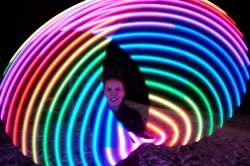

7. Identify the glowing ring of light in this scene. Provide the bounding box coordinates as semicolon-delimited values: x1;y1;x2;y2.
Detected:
0;0;249;165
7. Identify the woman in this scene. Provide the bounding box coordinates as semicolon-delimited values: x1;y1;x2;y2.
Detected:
103;72;153;165
103;74;146;138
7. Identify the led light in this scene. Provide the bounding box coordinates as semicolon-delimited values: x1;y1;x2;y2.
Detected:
0;0;248;165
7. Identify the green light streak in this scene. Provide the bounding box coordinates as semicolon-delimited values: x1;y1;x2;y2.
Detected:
140;67;214;135
133;55;223;128
42;48;106;166
145;80;203;142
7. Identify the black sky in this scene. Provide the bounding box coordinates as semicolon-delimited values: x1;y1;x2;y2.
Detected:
0;0;249;110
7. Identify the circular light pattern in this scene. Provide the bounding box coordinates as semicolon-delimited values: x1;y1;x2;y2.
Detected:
0;0;249;165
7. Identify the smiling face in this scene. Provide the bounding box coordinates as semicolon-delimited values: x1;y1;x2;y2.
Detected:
104;79;126;111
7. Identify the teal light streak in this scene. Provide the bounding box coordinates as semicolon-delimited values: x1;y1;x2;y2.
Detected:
145;80;203;142
44;50;105;166
176;25;249;92
113;32;244;104
106;109;114;148
66;67;102;166
123;43;232;118
140;67;214;135
92;96;107;166
79;83;103;166
132;55;224;128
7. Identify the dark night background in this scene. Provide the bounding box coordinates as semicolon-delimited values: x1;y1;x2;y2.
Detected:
0;0;250;165
0;0;249;111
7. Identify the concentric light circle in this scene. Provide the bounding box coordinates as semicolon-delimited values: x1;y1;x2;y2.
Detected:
0;0;249;165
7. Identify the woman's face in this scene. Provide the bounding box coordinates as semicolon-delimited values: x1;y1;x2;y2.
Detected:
104;79;126;110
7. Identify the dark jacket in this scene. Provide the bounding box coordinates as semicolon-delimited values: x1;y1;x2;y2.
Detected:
114;102;145;137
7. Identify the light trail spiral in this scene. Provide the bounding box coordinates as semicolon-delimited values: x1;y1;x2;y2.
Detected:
0;0;249;165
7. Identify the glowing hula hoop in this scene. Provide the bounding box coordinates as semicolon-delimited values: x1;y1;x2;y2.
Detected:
0;0;249;165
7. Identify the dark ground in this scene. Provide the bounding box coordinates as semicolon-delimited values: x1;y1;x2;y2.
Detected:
0;0;250;166
1;111;250;166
